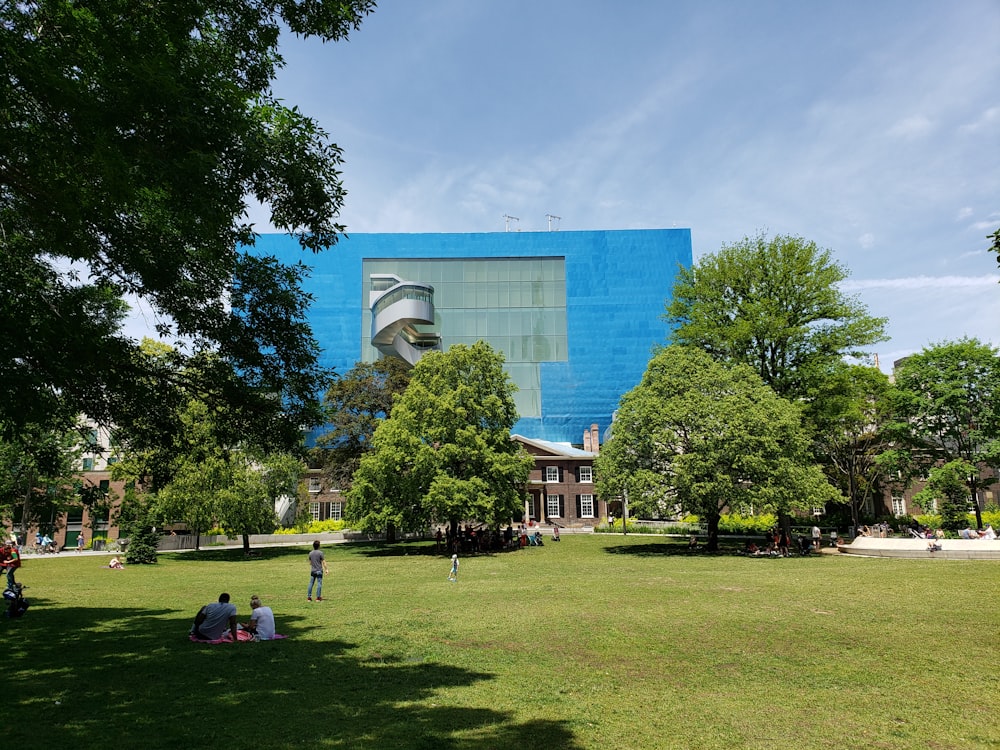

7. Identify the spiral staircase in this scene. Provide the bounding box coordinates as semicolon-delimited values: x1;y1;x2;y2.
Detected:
369;273;442;366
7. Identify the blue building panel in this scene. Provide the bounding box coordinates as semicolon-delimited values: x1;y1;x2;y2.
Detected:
255;229;691;444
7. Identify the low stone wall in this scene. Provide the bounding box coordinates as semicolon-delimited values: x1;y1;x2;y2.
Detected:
157;532;352;551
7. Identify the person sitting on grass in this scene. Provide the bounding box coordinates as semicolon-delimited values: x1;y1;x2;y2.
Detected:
108;557;124;569
240;595;275;641
191;592;239;642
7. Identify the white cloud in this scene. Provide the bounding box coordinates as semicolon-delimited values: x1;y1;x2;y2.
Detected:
842;275;1000;291
858;233;875;249
958;105;1000;135
956;206;973;220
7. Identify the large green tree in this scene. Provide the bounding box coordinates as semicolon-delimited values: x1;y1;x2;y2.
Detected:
0;422;87;540
804;363;894;527
346;342;533;538
595;346;840;550
313;357;411;492
0;0;375;448
913;460;977;532
883;338;1000;529
118;396;303;555
664;232;887;401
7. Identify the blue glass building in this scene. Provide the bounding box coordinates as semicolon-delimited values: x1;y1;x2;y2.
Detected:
256;229;692;444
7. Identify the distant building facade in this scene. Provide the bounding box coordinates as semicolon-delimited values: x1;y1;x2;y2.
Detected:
257;228;693;444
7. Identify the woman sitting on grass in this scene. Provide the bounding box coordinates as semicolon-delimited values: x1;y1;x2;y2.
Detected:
241;595;275;641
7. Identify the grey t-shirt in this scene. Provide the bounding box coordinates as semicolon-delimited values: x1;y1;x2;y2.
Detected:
309;548;325;575
196;601;237;639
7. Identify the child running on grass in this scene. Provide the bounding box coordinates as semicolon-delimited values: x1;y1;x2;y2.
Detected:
448;554;459;582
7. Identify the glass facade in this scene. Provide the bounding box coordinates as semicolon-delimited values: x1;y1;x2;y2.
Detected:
362;258;567;418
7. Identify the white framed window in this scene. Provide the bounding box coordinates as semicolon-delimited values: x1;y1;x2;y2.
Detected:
579;494;594;518
578;466;593;483
547;494;562;518
309;501;320;520
544;466;559;483
308;477;322;494
330;502;343;521
891;495;905;517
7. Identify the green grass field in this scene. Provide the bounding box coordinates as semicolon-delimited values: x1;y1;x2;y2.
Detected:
5;535;999;749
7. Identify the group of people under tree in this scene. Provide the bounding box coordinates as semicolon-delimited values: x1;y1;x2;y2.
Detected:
435;522;555;554
744;525;822;557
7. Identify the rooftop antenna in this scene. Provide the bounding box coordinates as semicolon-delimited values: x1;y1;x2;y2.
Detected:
546;214;561;232
503;214;520;232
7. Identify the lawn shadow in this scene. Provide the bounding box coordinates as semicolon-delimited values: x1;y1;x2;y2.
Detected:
162;544;315;563
5;600;583;749
603;541;743;557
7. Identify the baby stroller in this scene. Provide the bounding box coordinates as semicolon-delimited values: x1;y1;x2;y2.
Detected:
4;582;29;618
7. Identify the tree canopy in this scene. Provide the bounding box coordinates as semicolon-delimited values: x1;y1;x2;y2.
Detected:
664;232;887;401
0;422;88;539
595;346;840;550
803;363;894;528
883;338;1000;528
0;0;375;449
346;343;533;536
313;357;411;492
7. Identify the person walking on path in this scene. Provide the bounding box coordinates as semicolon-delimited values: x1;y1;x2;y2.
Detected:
307;540;329;601
448;553;459;582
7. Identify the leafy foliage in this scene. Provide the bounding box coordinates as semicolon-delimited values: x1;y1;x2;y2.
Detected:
664;232;887;401
0;0;375;449
885;338;1000;528
0;422;88;538
804;364;894;527
913;460;977;531
346;342;533;535
595;346;840;550
313;358;411;491
116;485;161;565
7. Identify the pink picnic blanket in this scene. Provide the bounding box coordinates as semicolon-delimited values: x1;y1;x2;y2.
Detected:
190;631;287;644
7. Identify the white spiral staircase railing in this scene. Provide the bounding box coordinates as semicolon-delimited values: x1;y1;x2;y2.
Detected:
369;274;442;366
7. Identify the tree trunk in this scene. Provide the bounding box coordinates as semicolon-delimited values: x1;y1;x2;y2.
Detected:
705;513;720;551
970;482;984;530
242;532;251;555
386;522;396;543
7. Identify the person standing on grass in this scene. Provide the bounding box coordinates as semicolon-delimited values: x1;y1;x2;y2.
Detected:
307;540;329;601
448;553;459;582
76;534;85;552
2;540;21;588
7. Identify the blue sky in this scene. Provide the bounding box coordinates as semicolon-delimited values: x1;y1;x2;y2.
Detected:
247;0;1000;370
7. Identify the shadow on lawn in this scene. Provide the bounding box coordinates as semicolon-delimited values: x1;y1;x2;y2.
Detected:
164;540;456;563
4;600;582;750
603;541;740;557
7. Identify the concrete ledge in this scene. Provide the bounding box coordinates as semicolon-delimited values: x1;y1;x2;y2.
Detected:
838;537;1000;560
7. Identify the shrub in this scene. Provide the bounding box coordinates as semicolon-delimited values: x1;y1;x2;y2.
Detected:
718;513;776;534
275;519;347;534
